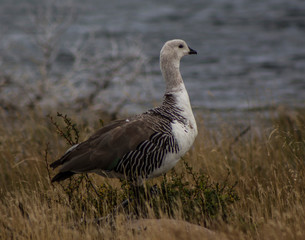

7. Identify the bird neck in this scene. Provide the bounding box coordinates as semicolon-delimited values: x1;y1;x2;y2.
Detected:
160;54;184;93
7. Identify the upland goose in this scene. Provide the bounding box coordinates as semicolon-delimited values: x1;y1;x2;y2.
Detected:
50;39;198;185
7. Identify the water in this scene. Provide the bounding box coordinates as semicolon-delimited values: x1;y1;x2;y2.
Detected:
0;0;305;124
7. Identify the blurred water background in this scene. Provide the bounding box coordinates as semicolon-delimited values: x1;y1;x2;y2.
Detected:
0;0;305;126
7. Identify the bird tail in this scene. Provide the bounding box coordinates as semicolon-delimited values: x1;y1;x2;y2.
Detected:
50;148;73;169
50;159;62;169
51;171;75;182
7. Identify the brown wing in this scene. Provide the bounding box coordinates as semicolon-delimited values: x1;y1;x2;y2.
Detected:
50;116;155;175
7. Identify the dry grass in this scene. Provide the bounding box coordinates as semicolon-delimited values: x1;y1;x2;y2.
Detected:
0;107;305;239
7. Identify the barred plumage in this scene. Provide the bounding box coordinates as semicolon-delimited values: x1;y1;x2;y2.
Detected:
114;96;183;179
50;39;198;184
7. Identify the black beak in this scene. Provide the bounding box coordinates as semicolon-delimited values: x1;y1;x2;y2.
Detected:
188;47;197;55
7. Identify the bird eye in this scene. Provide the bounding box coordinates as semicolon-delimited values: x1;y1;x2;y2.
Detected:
178;44;184;48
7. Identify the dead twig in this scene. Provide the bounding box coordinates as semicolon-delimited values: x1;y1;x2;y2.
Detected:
44;142;54;187
47;112;79;146
231;125;251;147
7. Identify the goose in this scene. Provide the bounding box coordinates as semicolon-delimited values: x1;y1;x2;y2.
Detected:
50;39;198;185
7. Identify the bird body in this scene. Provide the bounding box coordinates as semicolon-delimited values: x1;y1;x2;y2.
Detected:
50;39;198;184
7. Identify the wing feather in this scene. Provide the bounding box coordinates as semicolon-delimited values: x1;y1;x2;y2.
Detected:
50;117;155;175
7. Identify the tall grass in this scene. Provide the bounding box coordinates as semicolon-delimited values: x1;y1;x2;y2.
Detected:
0;108;304;239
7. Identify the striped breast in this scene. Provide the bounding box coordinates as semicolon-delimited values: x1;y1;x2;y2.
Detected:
113;94;186;181
114;132;179;180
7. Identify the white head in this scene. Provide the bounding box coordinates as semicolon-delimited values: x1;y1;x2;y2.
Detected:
160;39;197;92
160;39;197;62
